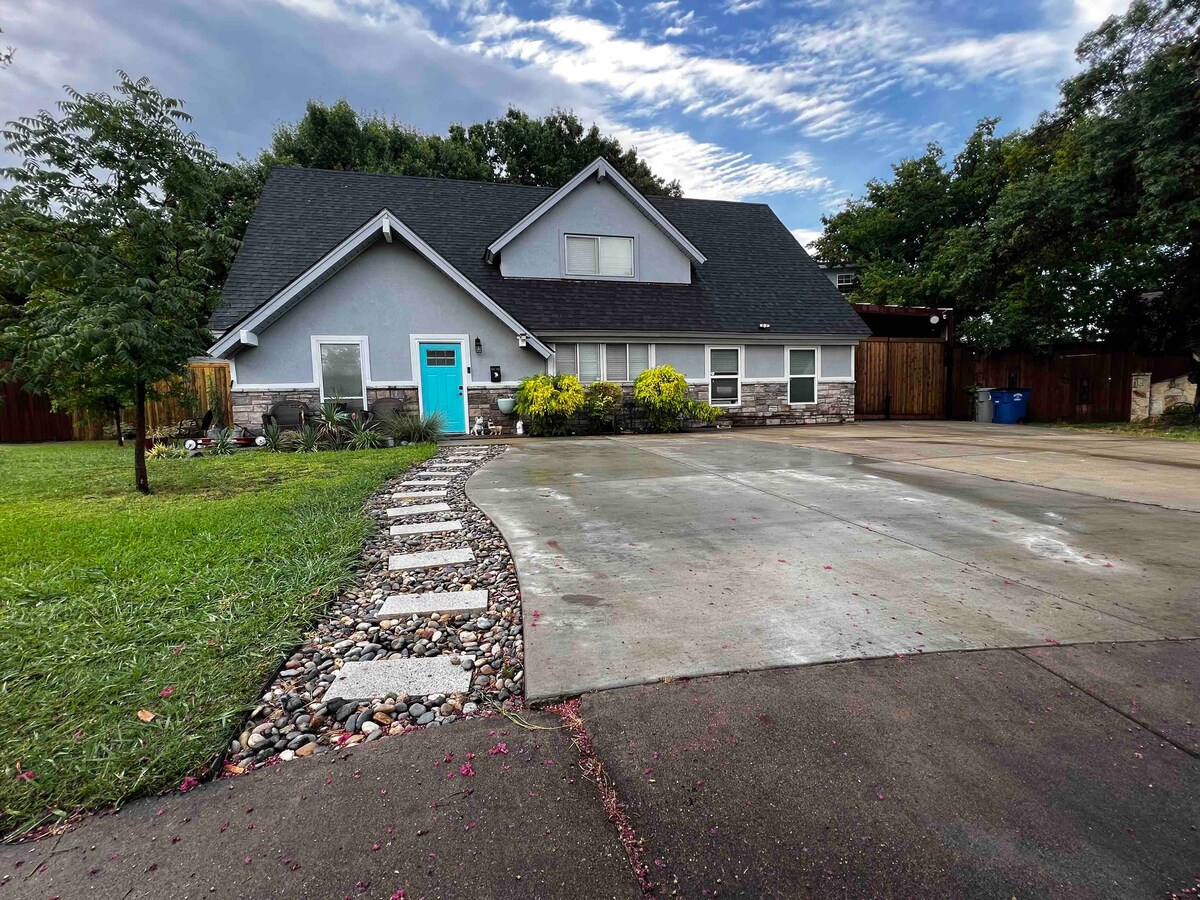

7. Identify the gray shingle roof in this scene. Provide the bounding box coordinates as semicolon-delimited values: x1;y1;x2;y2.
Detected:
213;166;870;338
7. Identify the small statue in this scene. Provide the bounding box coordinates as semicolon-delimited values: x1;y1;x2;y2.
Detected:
471;416;487;436
515;419;524;436
487;420;503;436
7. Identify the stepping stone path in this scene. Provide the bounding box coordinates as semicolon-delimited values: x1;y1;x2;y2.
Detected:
377;589;490;618
387;502;451;517
390;520;462;536
330;658;470;701
388;547;474;572
227;445;523;772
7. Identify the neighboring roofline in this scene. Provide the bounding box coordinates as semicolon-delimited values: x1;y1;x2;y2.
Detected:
208;209;552;359
484;157;707;267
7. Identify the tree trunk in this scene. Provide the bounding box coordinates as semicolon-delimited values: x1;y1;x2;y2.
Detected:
114;406;124;447
134;379;150;494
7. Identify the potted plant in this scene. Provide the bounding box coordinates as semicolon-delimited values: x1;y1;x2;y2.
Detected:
497;396;517;415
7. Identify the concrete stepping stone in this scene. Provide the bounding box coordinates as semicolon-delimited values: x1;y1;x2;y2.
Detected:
377;588;488;618
392;490;447;499
328;657;470;701
386;502;451;517
388;547;474;571
400;480;449;487
389;520;463;536
428;462;472;468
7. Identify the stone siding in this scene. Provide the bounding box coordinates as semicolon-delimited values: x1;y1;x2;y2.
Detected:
232;389;320;429
232;381;855;431
685;381;854;427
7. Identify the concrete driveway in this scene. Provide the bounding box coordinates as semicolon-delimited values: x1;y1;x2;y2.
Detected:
469;422;1200;701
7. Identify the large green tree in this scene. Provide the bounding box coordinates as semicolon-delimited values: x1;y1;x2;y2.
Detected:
1;73;234;493
206;101;682;289
816;0;1200;354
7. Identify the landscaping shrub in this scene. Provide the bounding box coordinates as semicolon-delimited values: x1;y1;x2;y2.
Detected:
633;365;722;432
210;428;237;455
585;381;624;433
379;410;445;444
345;414;385;450
1158;402;1198;426
260;424;291;452
515;373;586;435
295;422;323;452
312;400;350;446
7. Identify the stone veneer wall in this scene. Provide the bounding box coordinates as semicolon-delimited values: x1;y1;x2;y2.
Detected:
232;382;855;431
232;386;516;430
684;381;854;426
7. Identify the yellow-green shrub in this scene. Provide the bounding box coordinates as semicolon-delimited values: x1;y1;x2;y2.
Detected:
633;365;722;432
515;373;586;435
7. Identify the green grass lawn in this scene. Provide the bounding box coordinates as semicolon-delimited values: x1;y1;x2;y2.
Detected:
1035;420;1200;441
0;440;435;837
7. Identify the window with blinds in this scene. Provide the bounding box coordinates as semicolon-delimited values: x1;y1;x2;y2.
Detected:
605;344;628;382
555;343;601;383
564;235;634;277
708;347;740;406
789;348;817;404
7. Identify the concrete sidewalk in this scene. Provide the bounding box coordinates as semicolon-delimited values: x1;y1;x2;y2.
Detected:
4;641;1196;899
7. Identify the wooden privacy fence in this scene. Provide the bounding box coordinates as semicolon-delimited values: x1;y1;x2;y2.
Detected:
70;362;233;440
949;345;1192;422
855;337;947;419
0;363;75;442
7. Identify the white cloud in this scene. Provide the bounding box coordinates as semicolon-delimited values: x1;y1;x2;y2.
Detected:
790;227;823;249
606;124;830;199
909;31;1065;81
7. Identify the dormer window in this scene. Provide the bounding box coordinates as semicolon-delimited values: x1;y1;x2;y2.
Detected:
565;235;634;277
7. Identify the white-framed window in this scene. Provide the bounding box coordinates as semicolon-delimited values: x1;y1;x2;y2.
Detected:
819;344;854;381
312;336;368;407
788;347;817;405
835;272;855;289
707;346;741;406
603;343;652;382
555;342;602;383
564;235;634;277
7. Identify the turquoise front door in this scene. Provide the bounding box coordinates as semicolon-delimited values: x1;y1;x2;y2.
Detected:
418;342;467;433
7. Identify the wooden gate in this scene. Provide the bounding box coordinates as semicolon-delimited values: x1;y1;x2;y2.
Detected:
856;337;946;419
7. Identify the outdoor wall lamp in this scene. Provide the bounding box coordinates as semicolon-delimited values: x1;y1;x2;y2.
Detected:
474;337;483;355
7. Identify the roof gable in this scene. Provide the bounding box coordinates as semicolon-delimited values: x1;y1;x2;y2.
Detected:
484;157;706;267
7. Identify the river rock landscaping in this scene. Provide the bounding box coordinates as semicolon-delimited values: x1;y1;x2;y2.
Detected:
227;445;523;772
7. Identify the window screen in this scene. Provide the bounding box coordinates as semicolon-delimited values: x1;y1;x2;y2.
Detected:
605;344;628;382
710;348;740;376
820;345;853;379
598;237;633;276
577;343;601;383
556;343;578;376
628;344;650;379
319;342;364;402
565;237;599;275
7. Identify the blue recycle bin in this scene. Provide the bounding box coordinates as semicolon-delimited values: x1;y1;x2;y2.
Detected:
990;389;1030;424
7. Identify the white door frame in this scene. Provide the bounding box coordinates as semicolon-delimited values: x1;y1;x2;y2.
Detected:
409;333;471;433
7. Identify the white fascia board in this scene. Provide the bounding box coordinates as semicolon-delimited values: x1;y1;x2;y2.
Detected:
485;157;706;267
208;209;551;360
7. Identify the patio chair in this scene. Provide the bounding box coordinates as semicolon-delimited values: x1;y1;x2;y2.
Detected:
262;400;310;430
368;397;408;420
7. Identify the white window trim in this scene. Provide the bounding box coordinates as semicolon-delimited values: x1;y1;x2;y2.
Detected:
786;345;819;407
311;335;371;407
409;333;471;433
562;234;637;280
550;342;657;383
835;273;855;287
705;345;744;407
817;344;856;383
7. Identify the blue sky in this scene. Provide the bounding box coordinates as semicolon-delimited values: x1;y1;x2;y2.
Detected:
1;0;1127;245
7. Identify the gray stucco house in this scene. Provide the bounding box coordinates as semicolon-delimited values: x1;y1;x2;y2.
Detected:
208;157;870;433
